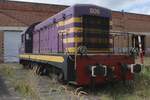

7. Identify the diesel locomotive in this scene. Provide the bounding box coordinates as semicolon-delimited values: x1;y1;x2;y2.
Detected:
19;4;142;86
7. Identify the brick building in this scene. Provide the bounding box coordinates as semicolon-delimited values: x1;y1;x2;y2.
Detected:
111;11;150;55
0;1;150;62
0;1;67;62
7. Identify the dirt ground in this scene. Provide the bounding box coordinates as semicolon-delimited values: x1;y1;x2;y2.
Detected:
0;57;150;100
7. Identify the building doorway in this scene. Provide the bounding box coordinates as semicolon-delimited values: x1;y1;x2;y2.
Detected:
132;35;145;55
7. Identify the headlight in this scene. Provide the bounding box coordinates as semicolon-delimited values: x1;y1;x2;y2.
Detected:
128;64;142;73
78;46;87;54
87;64;107;77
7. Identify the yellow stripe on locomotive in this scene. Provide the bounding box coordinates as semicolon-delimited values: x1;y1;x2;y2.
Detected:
19;54;64;63
65;47;111;53
63;37;83;44
57;17;82;27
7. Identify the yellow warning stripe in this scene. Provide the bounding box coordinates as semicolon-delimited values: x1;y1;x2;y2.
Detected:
66;47;77;52
57;17;82;27
65;47;111;53
63;37;83;44
58;27;83;34
19;54;64;63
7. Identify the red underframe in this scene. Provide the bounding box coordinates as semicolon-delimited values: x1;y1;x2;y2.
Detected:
76;54;134;85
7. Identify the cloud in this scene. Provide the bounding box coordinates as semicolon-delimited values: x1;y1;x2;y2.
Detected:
10;0;150;15
123;0;150;14
127;6;150;15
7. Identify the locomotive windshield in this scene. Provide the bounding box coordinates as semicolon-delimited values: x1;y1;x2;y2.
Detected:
82;16;110;52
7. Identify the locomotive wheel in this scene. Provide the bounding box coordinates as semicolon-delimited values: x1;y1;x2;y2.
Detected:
57;71;64;82
42;68;48;75
58;73;63;81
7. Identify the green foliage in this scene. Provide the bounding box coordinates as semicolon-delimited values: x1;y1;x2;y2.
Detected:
0;63;37;99
95;64;150;100
14;80;32;96
0;65;15;77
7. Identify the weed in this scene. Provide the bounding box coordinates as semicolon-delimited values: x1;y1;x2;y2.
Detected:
0;65;15;77
0;63;39;99
14;80;31;96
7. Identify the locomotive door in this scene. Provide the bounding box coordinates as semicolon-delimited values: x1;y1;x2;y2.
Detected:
58;32;64;53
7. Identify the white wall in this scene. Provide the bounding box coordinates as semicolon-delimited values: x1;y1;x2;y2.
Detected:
4;31;22;62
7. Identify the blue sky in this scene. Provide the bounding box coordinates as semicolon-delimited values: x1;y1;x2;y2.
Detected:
11;0;150;15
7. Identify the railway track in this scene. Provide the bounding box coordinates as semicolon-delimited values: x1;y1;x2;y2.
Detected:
26;64;109;100
26;68;89;100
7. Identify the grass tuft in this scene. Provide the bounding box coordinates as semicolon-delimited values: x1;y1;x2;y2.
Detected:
14;80;32;96
0;64;15;78
0;63;39;99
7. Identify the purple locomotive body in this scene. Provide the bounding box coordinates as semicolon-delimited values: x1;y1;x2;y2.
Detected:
32;4;111;54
